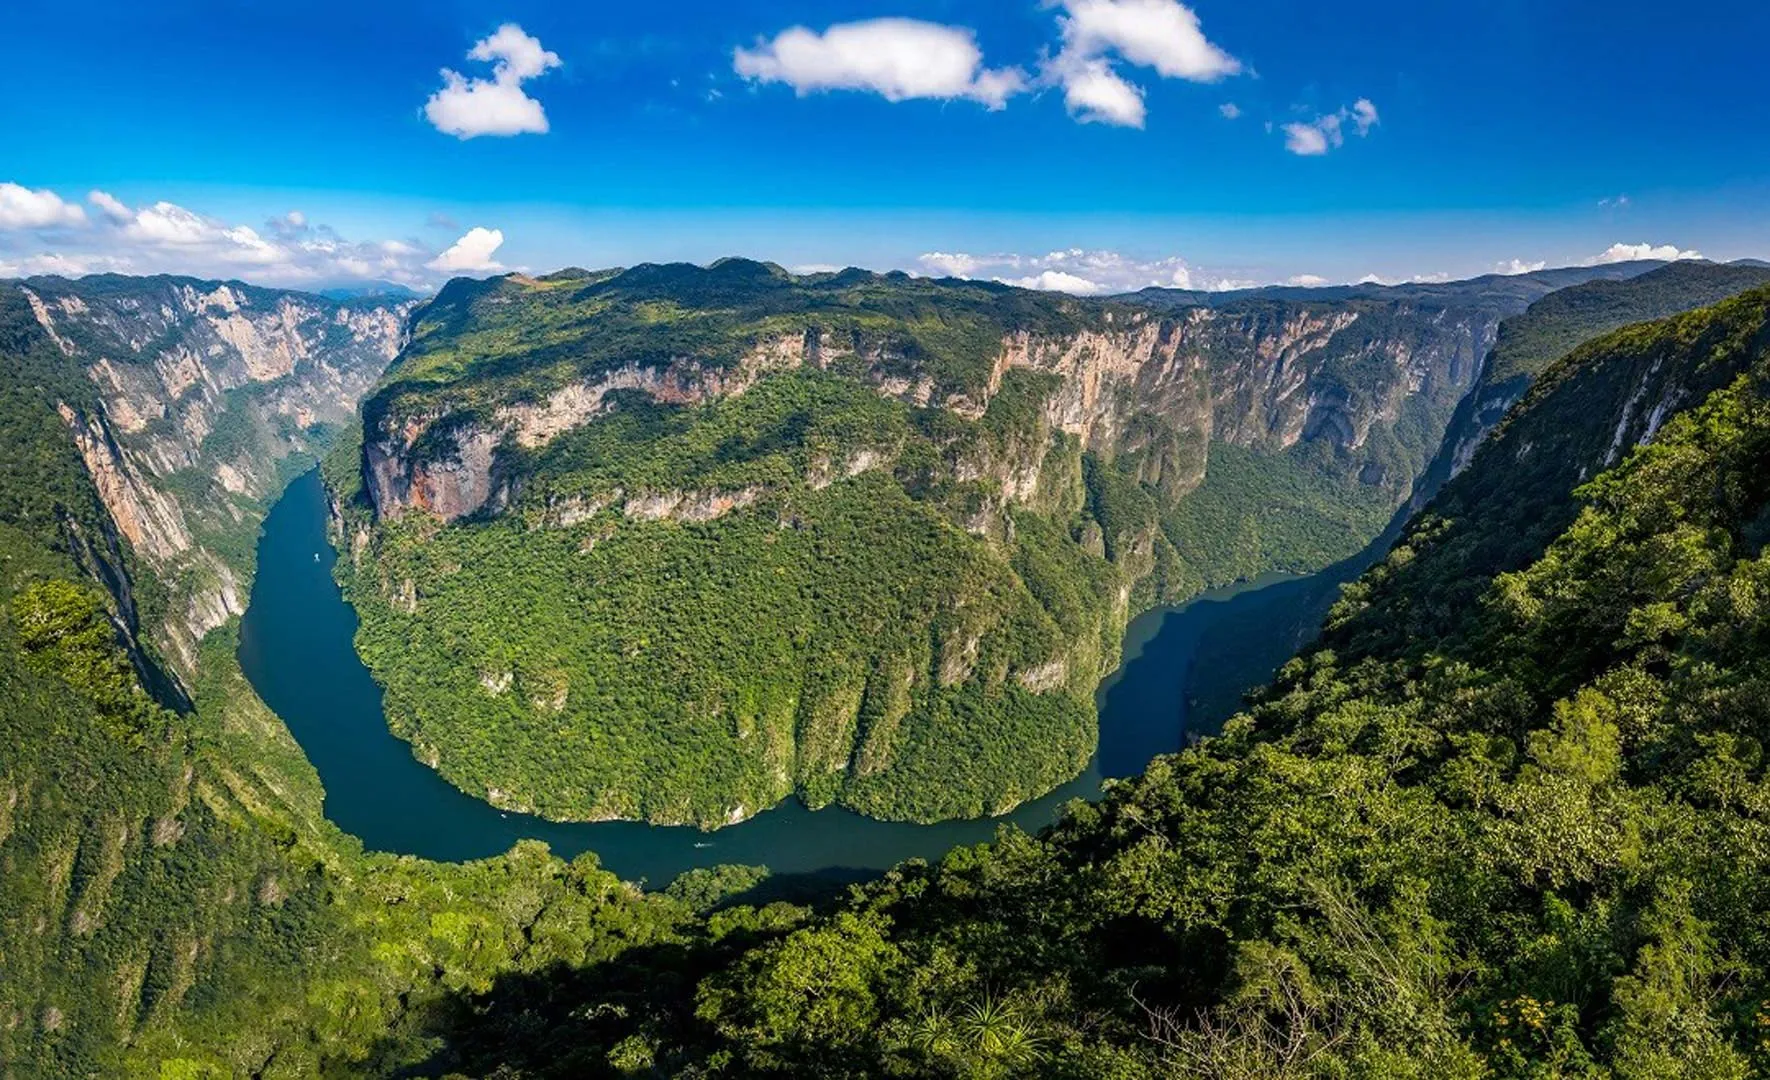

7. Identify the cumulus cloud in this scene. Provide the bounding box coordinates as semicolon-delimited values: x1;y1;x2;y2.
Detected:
1587;242;1703;265
919;251;987;277
1350;98;1379;135
1282;119;1335;156
1288;273;1329;287
1048;0;1239;129
1004;269;1111;294
88;190;131;223
917;248;1250;295
736;0;1237;128
733;18;1025;109
1219;102;1241;119
126;201;219;246
0;183;86;229
1357;271;1451;286
427;227;507;272
0;252;132;278
1055;0;1240;82
0;184;484;288
1282;99;1378;156
1496;258;1547;275
426;23;562;139
1055;57;1147;127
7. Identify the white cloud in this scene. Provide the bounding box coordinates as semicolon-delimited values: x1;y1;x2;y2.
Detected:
426;23;562;139
1587;242;1703;265
1599;194;1631;209
736;1;1237;128
917;248;1250;295
1350;98;1379;135
0;252;132;278
1054;57;1147;127
0;187;470;287
88;190;131;223
920;251;988;277
468;22;562;81
1288;273;1328;287
1281;100;1378;156
428;227;506;273
1218;102;1241;119
1005;269;1110;294
1282;120;1334;156
1054;0;1240;82
127;201;220;245
1047;0;1239;129
0;183;86;229
1358;271;1451;286
734;19;1026;109
1495;258;1547;275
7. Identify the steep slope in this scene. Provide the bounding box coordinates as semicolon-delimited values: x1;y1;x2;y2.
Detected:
337;259;1542;827
11;273;1770;1077
1330;281;1770;660
424;289;1770;1077
0;283;698;1079
3;274;412;676
1435;260;1770;479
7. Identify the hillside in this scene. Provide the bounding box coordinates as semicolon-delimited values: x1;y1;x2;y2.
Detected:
1436;260;1770;479
418;285;1770;1077
6;272;1770;1076
0;288;701;1077
335;259;1575;827
0;275;411;678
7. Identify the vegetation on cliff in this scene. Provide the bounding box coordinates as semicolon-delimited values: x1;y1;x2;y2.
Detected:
14;271;1770;1077
340;262;1531;826
0;293;696;1078
406;284;1770;1078
344;367;1127;826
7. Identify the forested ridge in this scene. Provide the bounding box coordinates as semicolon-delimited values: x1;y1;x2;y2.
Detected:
415;284;1770;1077
0;283;711;1077
336;259;1570;827
7;271;1770;1075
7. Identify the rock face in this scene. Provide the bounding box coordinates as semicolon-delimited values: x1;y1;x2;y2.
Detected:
12;274;413;675
342;263;1619;829
363;294;1498;526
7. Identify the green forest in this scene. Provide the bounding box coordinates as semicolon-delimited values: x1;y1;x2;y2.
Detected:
8;267;1770;1076
339;261;1514;827
392;285;1770;1076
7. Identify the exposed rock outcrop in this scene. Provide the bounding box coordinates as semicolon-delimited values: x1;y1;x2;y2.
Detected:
14;274;414;678
366;301;1494;526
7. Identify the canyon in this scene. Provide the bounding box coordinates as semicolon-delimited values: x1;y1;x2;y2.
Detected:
332;258;1687;828
7;275;412;676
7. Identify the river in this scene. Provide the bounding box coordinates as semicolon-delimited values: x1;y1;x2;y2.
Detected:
239;469;1375;885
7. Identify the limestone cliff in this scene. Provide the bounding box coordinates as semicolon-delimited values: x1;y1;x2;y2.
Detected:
334;263;1557;828
11;274;413;675
363;287;1496;535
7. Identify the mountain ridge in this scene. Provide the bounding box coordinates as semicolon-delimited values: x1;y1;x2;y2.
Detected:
7;265;1770;1075
330;256;1687;828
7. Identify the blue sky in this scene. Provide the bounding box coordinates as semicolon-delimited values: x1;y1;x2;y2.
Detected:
2;0;1767;292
